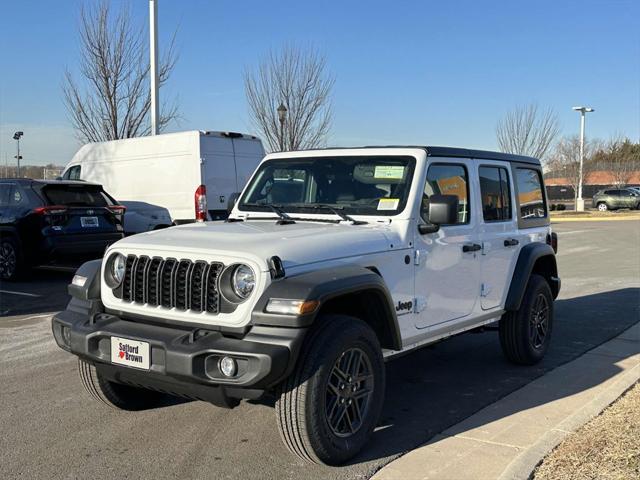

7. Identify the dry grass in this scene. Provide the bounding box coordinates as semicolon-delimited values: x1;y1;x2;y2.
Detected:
534;382;640;480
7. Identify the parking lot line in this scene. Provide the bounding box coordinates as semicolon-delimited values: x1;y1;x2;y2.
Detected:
0;290;42;298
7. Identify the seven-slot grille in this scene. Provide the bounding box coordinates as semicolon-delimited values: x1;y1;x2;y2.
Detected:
117;255;223;314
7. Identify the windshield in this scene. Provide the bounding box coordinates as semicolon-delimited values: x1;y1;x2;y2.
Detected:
238;155;416;216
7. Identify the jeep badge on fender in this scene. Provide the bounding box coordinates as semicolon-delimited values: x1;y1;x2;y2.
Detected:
52;146;559;465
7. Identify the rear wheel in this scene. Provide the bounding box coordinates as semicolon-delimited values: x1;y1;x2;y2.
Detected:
275;315;385;465
0;237;25;281
597;202;608;212
78;359;165;411
499;274;553;365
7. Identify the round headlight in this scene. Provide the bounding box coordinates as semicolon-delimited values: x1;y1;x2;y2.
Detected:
106;253;126;288
232;264;255;299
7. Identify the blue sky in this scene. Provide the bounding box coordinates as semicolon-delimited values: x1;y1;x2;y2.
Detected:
0;0;638;166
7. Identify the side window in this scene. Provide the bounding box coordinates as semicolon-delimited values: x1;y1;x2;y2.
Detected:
604;190;615;195
64;166;81;180
10;185;24;205
516;168;546;219
479;166;512;221
424;164;470;224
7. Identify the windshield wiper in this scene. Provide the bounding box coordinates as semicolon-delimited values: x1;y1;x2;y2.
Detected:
307;204;365;224
240;203;295;225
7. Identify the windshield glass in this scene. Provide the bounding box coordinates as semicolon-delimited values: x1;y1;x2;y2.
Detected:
238;155;416;216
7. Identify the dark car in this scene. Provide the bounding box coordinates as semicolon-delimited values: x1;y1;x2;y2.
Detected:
0;179;125;280
592;188;640;211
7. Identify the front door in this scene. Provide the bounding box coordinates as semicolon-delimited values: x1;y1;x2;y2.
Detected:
414;159;481;329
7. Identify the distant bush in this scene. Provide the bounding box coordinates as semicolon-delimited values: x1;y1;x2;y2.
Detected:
550;204;557;211
556;204;567;211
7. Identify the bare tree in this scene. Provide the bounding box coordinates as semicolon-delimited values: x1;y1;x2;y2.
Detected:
244;46;334;152
547;135;598;207
595;136;640;186
63;1;178;144
496;104;560;162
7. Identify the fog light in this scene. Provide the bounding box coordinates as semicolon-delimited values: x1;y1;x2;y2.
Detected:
72;275;87;287
219;356;237;377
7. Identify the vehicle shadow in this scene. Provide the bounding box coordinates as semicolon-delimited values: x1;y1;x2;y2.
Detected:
344;287;639;466
0;267;74;317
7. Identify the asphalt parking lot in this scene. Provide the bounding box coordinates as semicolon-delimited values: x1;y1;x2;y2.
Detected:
1;220;638;480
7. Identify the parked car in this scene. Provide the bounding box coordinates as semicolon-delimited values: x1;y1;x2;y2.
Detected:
61;130;265;233
592;188;640;211
53;146;560;465
0;179;125;280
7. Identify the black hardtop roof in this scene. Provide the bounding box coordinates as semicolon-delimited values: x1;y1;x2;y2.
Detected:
299;145;540;166
0;178;103;187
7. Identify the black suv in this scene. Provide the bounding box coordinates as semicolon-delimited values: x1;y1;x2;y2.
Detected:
0;179;125;280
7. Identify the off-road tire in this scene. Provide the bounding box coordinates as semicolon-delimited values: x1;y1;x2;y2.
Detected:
78;358;165;411
499;274;553;365
0;236;26;281
597;202;608;212
275;315;385;465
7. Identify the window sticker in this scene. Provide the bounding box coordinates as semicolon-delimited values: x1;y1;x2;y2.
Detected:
377;198;400;210
374;165;405;180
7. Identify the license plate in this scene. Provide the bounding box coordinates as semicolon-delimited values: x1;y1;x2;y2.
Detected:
81;216;99;227
111;337;150;370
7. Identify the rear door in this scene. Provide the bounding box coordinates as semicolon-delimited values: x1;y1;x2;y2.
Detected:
38;184;124;235
477;162;518;310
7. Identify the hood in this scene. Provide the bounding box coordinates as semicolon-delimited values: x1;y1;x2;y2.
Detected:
110;220;399;271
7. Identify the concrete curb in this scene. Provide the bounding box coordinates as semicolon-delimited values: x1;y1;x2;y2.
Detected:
550;215;640;222
372;322;640;480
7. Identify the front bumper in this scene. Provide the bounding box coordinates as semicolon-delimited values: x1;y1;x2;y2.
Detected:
52;307;306;407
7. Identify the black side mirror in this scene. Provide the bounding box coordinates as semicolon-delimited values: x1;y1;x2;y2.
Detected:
227;192;240;214
418;194;459;234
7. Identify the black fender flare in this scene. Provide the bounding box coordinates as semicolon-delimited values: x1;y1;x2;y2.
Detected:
505;242;559;311
251;264;402;350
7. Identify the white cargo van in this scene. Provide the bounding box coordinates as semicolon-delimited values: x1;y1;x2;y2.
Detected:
62;131;265;233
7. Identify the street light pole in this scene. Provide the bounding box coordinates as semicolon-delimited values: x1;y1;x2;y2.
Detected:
13;131;23;178
572;106;594;212
149;0;159;135
277;103;287;152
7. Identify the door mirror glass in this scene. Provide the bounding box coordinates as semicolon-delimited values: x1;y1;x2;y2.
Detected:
419;194;459;234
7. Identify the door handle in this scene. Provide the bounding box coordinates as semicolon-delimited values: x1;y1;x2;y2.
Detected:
462;243;482;253
504;238;519;247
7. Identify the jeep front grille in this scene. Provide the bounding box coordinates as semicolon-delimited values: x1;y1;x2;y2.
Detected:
116;255;223;314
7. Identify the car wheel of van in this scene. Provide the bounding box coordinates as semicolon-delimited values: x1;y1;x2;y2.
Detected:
78;359;165;411
499;274;553;365
275;315;385;465
0;237;24;281
597;202;608;212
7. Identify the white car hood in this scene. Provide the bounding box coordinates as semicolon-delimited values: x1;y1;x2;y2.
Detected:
110;220;398;271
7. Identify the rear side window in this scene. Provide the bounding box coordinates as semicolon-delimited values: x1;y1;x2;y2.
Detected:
515;168;546;219
479;166;512;221
42;185;111;207
424;164;470;224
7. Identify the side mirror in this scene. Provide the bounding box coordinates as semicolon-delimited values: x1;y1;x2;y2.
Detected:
418;194;459;234
55;176;62;181
227;192;240;214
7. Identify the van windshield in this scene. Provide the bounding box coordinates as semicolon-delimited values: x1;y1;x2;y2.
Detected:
238;156;416;216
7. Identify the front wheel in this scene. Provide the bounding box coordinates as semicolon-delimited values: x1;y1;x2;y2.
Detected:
499;274;554;365
0;237;25;280
78;359;165;411
275;315;385;465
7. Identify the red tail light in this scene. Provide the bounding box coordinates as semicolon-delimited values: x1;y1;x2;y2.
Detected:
195;185;207;222
33;205;68;215
108;205;127;216
546;232;558;253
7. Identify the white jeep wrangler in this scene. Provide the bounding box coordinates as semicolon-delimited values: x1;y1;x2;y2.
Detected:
53;146;560;465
